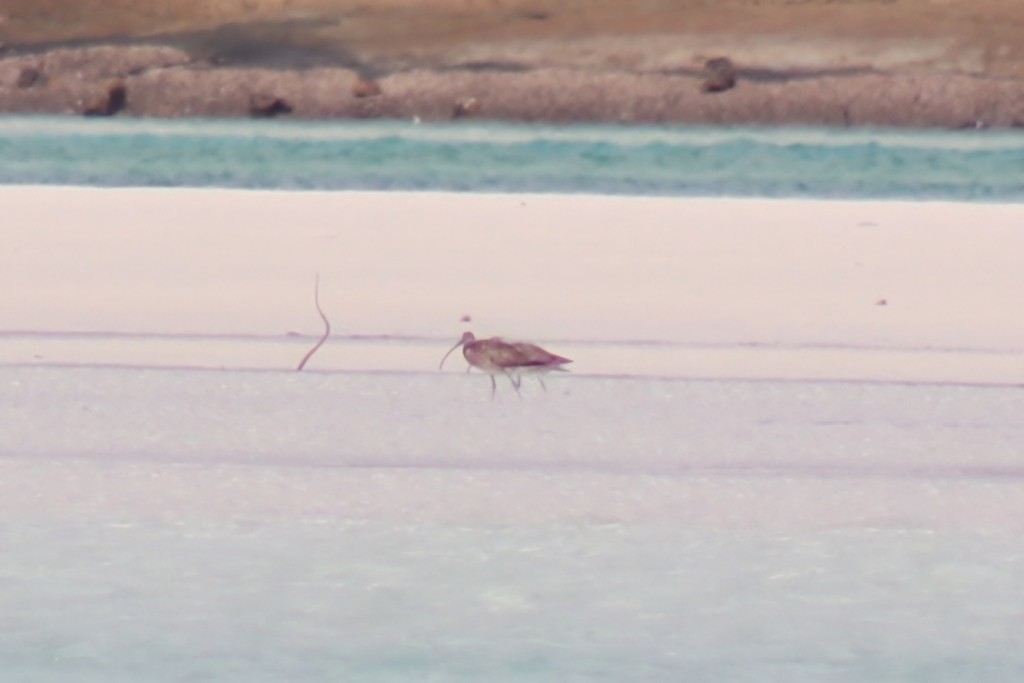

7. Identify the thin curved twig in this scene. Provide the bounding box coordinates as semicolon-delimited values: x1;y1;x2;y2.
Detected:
296;273;331;371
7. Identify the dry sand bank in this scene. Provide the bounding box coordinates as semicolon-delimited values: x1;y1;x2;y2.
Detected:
1;0;1023;126
4;187;1023;384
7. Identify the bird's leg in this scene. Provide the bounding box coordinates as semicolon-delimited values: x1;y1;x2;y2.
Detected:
507;372;522;398
489;374;497;399
538;376;547;392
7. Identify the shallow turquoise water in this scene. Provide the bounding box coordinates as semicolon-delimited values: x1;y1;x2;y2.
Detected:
1;116;1022;199
3;368;1024;682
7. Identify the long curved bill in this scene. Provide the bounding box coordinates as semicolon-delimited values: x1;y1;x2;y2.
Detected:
438;339;464;370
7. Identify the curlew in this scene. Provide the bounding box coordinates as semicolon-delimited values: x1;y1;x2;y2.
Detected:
439;331;572;397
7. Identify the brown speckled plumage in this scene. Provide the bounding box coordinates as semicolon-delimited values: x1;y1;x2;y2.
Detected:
439;331;571;397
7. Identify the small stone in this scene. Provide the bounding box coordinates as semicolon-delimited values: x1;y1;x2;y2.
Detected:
702;57;737;93
352;77;381;98
453;96;481;119
83;79;127;116
249;94;293;118
16;66;44;89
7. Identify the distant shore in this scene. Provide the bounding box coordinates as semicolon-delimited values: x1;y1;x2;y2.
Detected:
1;42;1023;128
4;0;1024;128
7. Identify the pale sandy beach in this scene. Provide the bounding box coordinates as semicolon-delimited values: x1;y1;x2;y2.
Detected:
4;186;1024;384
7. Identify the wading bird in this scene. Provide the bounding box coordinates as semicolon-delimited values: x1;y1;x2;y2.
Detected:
439;331;572;397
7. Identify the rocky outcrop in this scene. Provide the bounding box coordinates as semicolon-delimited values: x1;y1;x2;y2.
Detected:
2;44;1024;127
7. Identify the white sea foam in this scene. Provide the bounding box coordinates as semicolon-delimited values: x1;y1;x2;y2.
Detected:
4;116;1024;152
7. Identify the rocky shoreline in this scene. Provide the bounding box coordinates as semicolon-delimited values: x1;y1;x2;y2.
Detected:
2;42;1023;128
